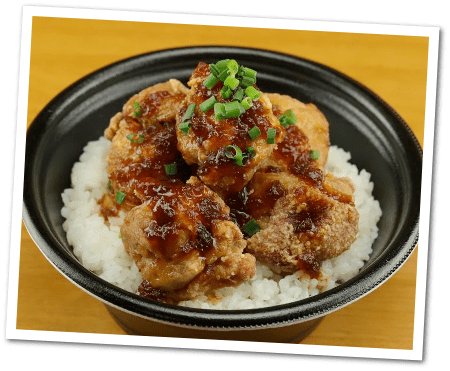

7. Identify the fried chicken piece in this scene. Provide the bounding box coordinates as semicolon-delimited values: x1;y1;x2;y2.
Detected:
244;172;359;276
176;62;285;196
120;176;256;304
101;80;191;213
267;93;330;170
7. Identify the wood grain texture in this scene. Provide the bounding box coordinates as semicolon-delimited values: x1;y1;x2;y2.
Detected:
18;16;428;349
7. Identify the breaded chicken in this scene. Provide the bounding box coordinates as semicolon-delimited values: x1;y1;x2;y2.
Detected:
267;93;330;170
105;79;190;140
176;62;285;196
120;176;256;304
244;172;359;276
100;80;191;214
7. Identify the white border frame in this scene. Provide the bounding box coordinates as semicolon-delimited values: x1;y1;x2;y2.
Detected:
6;5;439;362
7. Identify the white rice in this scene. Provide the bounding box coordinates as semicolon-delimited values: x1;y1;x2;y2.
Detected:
61;136;382;309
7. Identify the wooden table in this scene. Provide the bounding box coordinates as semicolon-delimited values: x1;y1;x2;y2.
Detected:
17;16;428;349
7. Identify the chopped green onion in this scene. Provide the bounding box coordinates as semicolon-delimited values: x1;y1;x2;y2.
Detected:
119;233;122;239
233;88;244;102
116;190;126;205
246;146;256;159
267;128;277;144
224;75;239;90
245;86;261;101
241;96;253;110
126;133;145;144
224;101;242;118
248;126;261;140
200;96;217;112
204;74;219;89
309;149;320;160
165;163;177;176
279;109;297;127
227;59;239;75
218;69;230;82
179;121;191;135
238;102;245;115
279;116;288;128
107;180;112;190
133;101;142;117
243;219;261;236
240;76;256;88
215;59;230;72
209;64;220;77
221;85;232;99
225;145;244;166
214;103;226;120
241;67;257;80
182;103;196;122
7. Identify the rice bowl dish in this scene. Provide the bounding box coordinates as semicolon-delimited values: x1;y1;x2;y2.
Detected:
60;58;382;309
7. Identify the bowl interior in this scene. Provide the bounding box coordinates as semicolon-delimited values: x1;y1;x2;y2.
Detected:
23;46;422;328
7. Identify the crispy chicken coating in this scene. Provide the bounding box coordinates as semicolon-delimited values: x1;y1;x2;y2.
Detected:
120;176;256;304
267;93;330;170
101;80;191;213
244;172;359;276
176;62;285;196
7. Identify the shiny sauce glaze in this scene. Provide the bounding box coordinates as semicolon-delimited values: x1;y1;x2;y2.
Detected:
270;104;353;204
134;178;230;260
134;178;231;302
100;118;192;218
184;62;282;194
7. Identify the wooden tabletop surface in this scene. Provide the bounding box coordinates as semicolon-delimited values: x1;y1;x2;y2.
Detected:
17;16;428;349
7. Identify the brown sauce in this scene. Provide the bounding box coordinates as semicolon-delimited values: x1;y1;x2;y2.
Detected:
287;186;333;234
297;251;321;278
135;179;230;260
187;62;280;193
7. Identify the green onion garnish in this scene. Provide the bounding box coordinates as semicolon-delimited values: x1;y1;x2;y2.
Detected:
227;59;239;75
182;103;196;122
241;67;257;80
165;163;177;176
243;219;261;236
200;96;217;112
133;101;142;117
179;121;191;135
221;85;232;99
209;64;220;77
107;180;112;190
225;145;244;166
233;88;244;102
224;101;243;119
116;190;126;205
119;233;122;239
214;103;226;120
248;126;261;140
246;146;256;159
309;149;320;160
278;109;297;127
224;75;239;90
240;76;256;88
126;133;145;144
215;59;230;72
245;86;261;101
241;96;253;110
203;74;219;89
218;68;231;82
267;128;277;144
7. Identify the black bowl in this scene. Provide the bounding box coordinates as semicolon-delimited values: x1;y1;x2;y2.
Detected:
23;46;422;343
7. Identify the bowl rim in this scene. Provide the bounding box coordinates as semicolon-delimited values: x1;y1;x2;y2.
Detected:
23;45;422;330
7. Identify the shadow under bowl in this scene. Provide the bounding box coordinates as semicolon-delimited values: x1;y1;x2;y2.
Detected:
23;46;422;343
